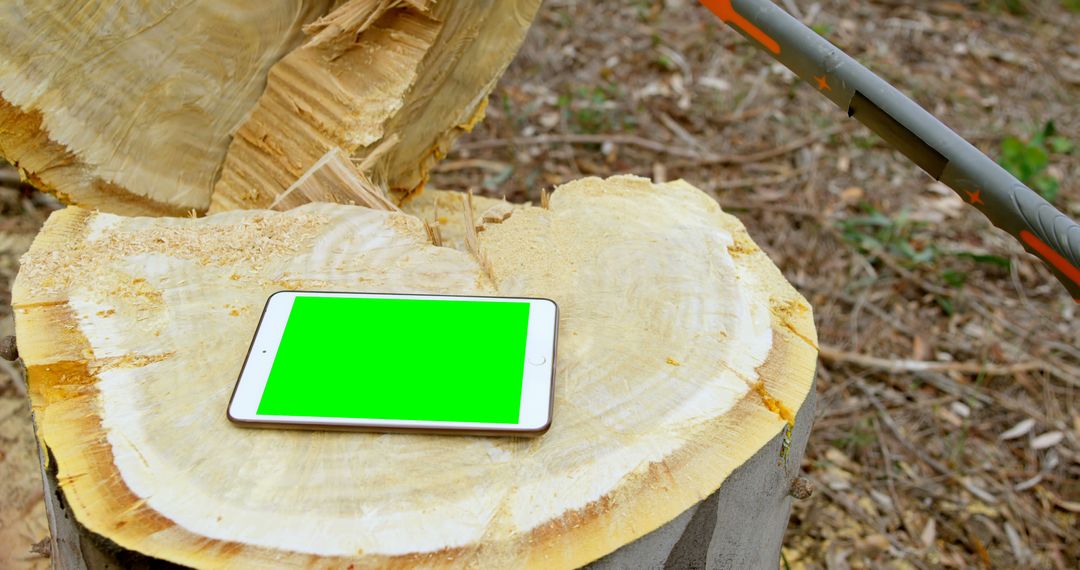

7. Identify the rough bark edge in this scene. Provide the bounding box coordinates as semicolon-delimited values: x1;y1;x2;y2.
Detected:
35;385;817;570
586;382;817;569
15;203;817;569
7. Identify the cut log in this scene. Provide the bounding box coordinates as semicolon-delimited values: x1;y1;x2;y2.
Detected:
14;175;817;568
0;0;541;215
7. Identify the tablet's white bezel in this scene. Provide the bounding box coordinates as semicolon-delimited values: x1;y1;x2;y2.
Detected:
227;291;557;435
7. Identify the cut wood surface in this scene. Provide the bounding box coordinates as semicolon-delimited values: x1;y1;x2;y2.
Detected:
0;0;540;215
14;175;817;568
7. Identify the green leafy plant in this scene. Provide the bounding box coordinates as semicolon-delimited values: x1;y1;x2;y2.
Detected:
998;120;1073;202
837;205;936;266
940;252;1012;291
558;85;633;135
981;0;1028;14
988;0;1080;12
830;416;877;454
810;23;832;38
838;206;1015;305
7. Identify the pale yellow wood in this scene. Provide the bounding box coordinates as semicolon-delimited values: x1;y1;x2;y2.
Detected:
0;0;338;215
13;176;816;568
208;0;543;212
270;147;400;212
0;0;540;216
403;189;519;252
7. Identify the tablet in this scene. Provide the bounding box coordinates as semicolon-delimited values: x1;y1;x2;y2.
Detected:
227;291;557;436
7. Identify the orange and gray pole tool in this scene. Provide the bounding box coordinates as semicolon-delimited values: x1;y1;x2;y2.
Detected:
700;0;1080;302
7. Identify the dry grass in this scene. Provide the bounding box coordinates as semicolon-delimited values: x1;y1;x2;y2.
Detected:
0;0;1077;567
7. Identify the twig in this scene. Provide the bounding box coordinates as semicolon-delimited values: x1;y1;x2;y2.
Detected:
719;202;824;219
455;125;847;167
679;125;849;166
814;482;930;569
656;110;705;151
0;358;25;398
819;345;1047;377
855;380;999;504
874;417;923;547
432;159;512;173
780;0;803;19
0;165;20;189
458;132;707;158
708;167;807;191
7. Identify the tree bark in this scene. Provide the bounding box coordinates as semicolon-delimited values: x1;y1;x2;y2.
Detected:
14;175;817;568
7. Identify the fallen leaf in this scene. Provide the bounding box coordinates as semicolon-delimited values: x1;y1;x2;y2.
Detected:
856;534;890;557
869;489;894;512
999;418;1035;440
937;407;964;428
1031;431;1064;450
538;112;560;129
920;518;937;549
961;478;997;504
824;447;857;469
1004;523;1031;564
840;186;864;202
1054;500;1080;513
912;335;931;361
1013;473;1043;492
950;401;971;419
966;501;999;518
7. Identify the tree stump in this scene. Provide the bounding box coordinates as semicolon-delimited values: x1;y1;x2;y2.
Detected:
2;2;818;568
14;176;817;568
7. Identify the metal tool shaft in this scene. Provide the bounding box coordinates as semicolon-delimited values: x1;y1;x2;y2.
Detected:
699;0;1080;302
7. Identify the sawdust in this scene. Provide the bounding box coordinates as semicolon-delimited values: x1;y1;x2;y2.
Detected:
17;209;330;299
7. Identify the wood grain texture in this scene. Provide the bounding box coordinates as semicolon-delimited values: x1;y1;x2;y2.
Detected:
0;0;540;216
14;176;817;568
0;0;336;213
208;0;543;212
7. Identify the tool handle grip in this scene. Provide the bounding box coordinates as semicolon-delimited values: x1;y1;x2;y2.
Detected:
1000;178;1080;297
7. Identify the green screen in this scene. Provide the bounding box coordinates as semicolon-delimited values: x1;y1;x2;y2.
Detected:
257;296;531;423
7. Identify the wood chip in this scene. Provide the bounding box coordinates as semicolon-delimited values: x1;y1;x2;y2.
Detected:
480;202;514;224
1004;523;1030;564
999;418;1035;440
960;478;997;504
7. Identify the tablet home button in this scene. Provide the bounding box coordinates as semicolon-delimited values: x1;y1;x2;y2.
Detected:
528;355;547;366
